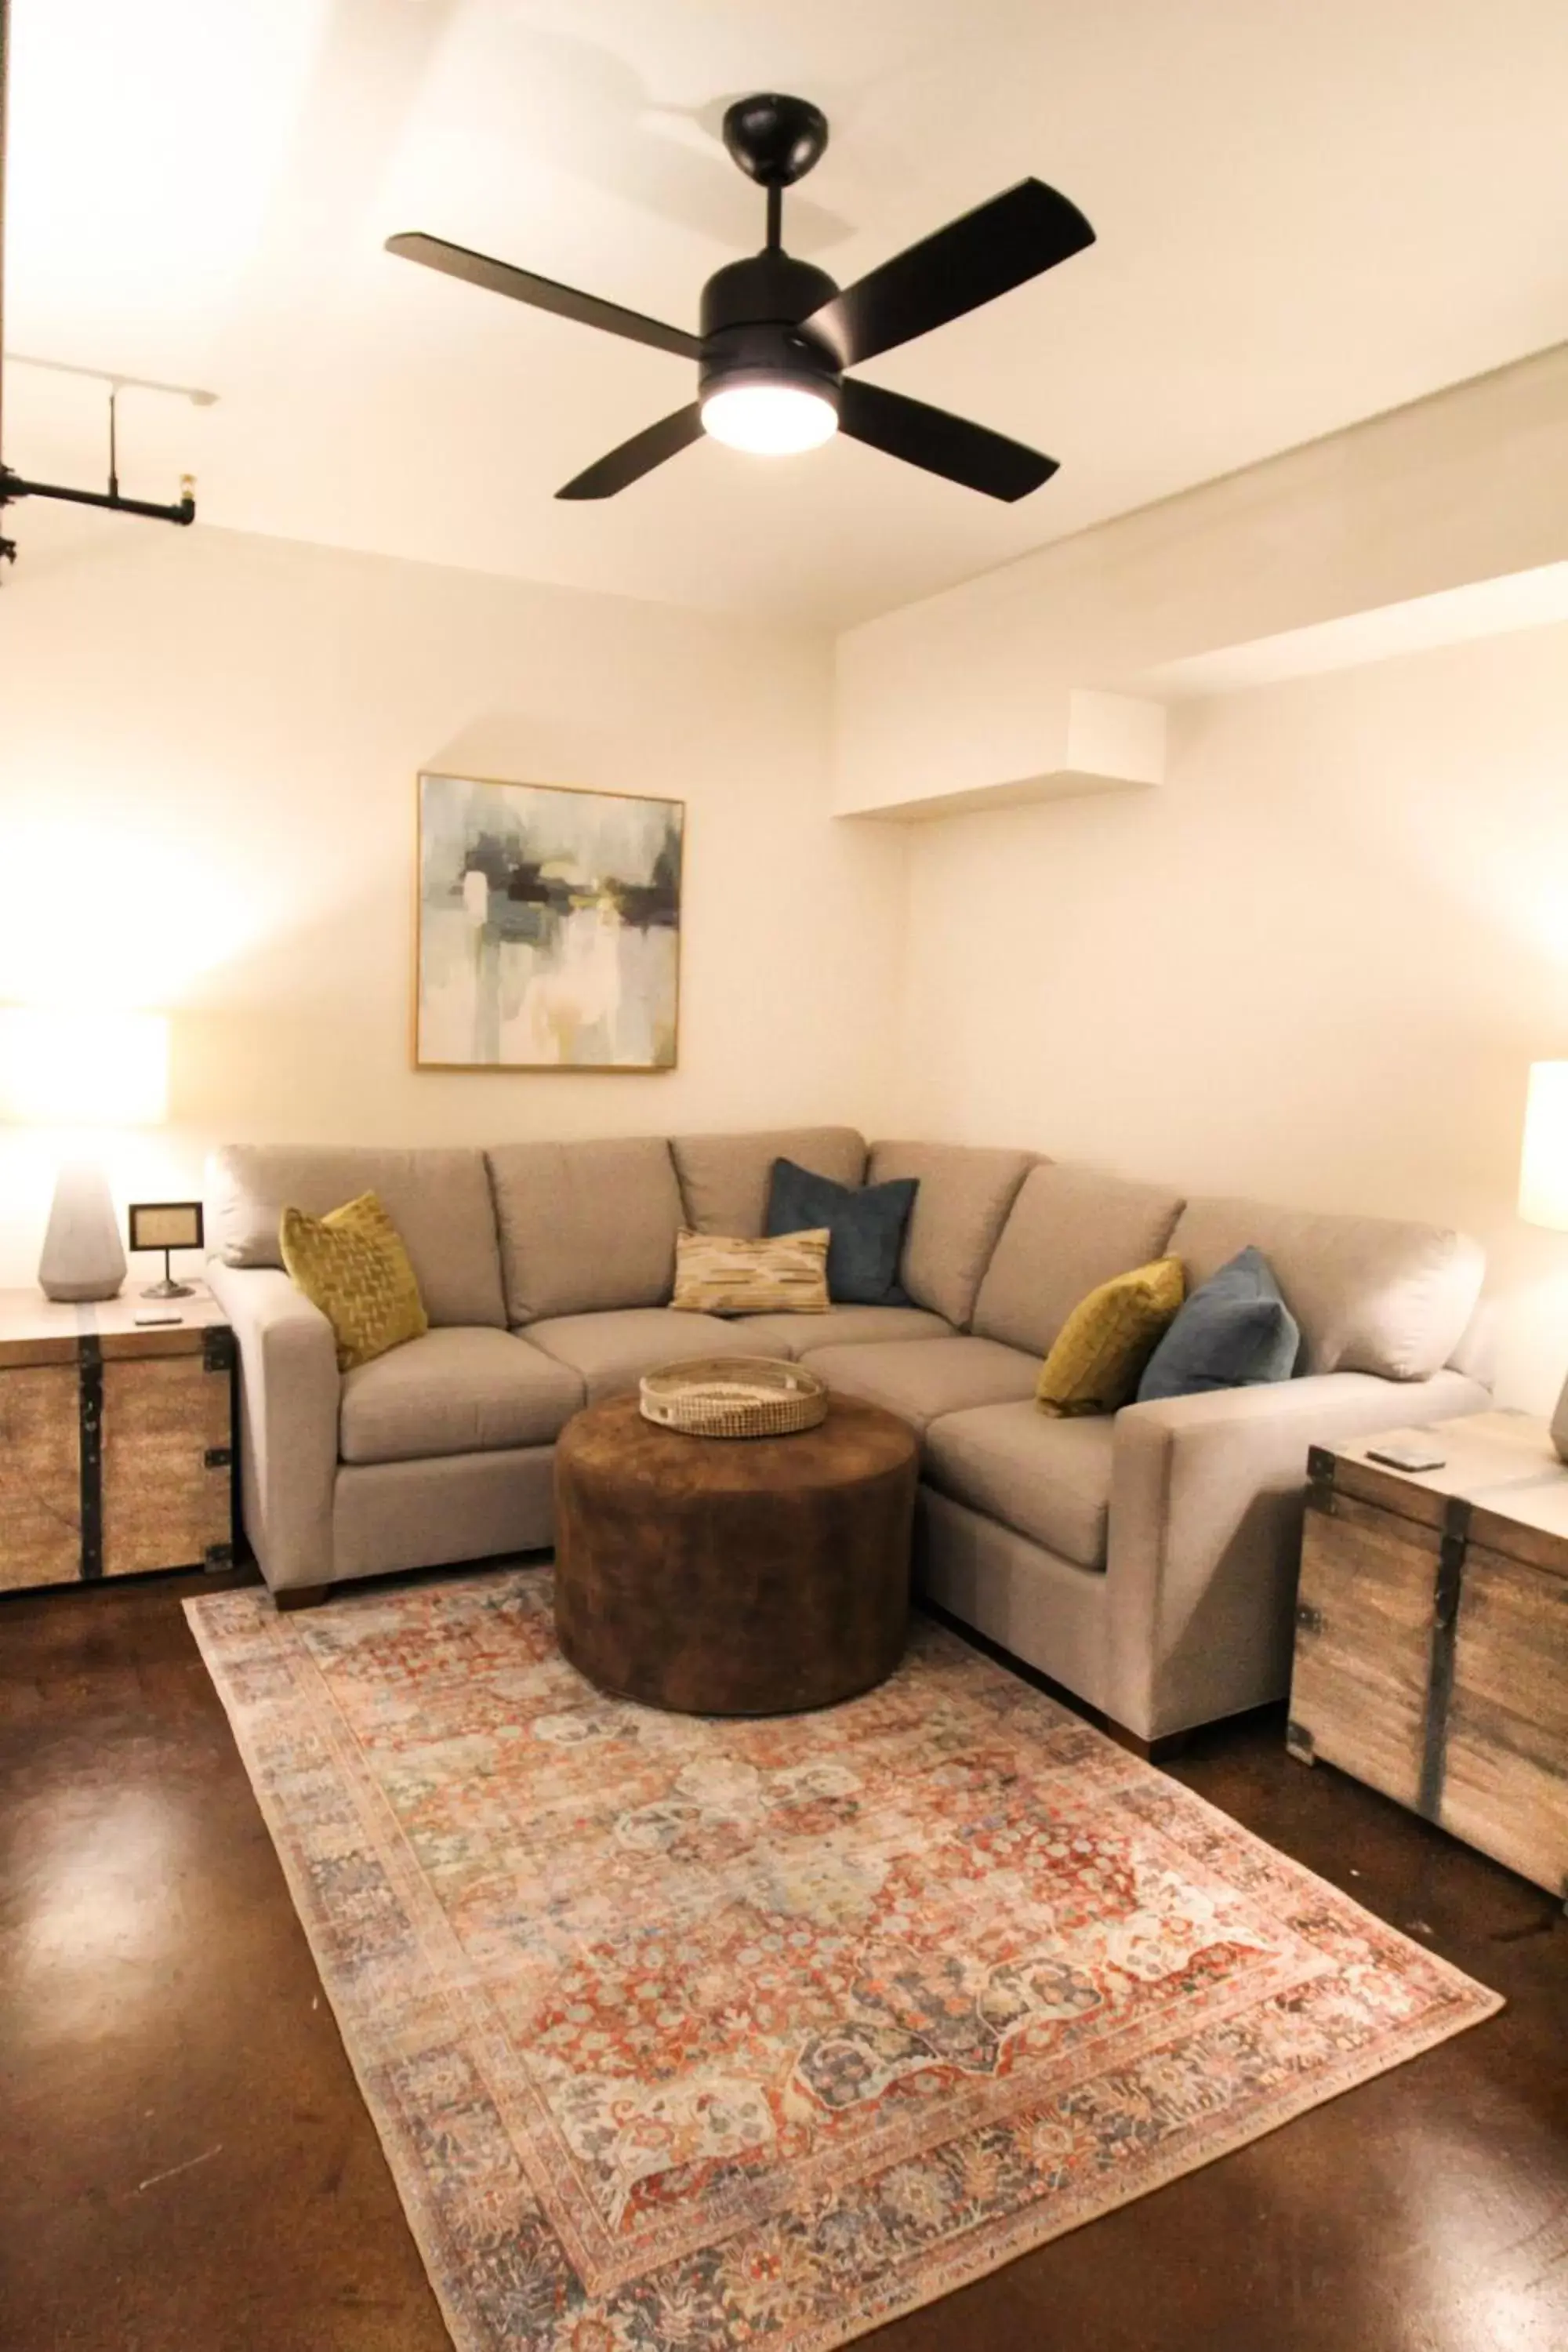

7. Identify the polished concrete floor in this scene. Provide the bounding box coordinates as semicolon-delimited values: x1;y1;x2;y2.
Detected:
3;1565;1566;2352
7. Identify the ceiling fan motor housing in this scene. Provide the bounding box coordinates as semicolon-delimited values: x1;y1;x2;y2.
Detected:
698;251;841;412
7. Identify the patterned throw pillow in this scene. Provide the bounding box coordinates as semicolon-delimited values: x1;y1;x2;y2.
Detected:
280;1191;429;1370
671;1228;831;1316
1036;1256;1186;1417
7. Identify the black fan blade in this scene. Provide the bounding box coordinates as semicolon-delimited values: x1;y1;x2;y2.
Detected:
556;404;706;499
387;233;700;362
804;180;1094;368
837;378;1057;501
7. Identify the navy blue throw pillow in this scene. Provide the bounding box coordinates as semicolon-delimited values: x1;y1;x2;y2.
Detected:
1136;1246;1301;1403
766;1158;917;1308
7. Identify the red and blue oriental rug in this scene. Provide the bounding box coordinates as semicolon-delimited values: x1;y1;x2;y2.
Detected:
187;1570;1499;2351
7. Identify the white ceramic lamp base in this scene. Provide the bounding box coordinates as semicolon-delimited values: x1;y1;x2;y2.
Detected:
38;1161;128;1302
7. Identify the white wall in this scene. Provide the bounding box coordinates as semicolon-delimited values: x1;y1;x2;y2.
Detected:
836;343;1568;812
895;620;1568;1411
6;453;1566;1421
0;509;906;1287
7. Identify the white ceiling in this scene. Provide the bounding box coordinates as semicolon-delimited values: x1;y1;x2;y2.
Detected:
5;0;1568;629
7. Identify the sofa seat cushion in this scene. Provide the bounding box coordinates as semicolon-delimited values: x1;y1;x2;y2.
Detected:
527;1308;762;1406
339;1328;584;1466
736;1304;953;1359
924;1403;1116;1570
800;1335;1040;1434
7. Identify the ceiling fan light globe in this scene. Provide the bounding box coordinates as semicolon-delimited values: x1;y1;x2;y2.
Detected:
700;382;838;456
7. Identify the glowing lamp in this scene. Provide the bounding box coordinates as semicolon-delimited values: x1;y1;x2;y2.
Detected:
0;1008;170;1301
701;379;839;456
1518;1061;1568;1463
1519;1062;1568;1232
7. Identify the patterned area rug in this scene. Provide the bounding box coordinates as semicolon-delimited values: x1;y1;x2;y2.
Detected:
187;1570;1499;2352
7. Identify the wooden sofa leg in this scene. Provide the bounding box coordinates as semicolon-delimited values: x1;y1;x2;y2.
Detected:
1107;1723;1190;1766
274;1583;330;1613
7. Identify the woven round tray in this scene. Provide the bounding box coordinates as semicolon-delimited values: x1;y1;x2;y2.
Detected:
639;1356;829;1439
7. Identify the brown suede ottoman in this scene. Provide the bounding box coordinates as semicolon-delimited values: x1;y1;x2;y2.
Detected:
553;1394;918;1715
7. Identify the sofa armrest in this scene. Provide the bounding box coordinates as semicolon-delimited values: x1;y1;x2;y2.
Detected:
206;1261;339;1592
1105;1367;1490;1740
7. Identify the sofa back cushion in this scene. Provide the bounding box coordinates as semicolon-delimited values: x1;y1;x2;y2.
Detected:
973;1163;1185;1359
208;1145;506;1329
866;1141;1035;1328
1168;1194;1486;1380
671;1127;866;1238
487;1137;684;1323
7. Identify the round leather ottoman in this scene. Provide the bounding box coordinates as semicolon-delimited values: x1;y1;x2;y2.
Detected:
553;1392;918;1715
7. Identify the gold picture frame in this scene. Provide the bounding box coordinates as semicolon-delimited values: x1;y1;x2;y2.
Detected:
414;770;684;1073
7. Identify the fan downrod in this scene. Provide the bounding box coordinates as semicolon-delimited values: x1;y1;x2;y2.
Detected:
721;94;829;189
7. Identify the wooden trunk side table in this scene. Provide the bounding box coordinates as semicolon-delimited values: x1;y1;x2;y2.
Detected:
0;1287;237;1594
1289;1408;1568;1906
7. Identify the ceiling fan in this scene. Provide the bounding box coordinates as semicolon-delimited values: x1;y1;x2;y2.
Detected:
387;93;1094;503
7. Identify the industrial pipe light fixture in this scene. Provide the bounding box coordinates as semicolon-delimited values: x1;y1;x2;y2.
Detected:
0;370;201;565
0;0;205;567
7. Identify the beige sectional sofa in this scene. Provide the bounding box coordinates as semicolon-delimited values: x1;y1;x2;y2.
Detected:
205;1124;1490;1744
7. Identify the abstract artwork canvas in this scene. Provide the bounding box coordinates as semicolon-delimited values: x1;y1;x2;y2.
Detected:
416;772;684;1071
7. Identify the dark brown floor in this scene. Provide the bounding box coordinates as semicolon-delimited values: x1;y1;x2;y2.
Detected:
2;1569;1565;2352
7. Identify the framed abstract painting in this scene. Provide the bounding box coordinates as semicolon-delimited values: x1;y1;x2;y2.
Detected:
415;771;684;1072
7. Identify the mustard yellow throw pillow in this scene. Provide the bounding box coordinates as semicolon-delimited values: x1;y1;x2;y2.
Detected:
280;1191;428;1371
1036;1257;1186;1417
672;1227;831;1316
